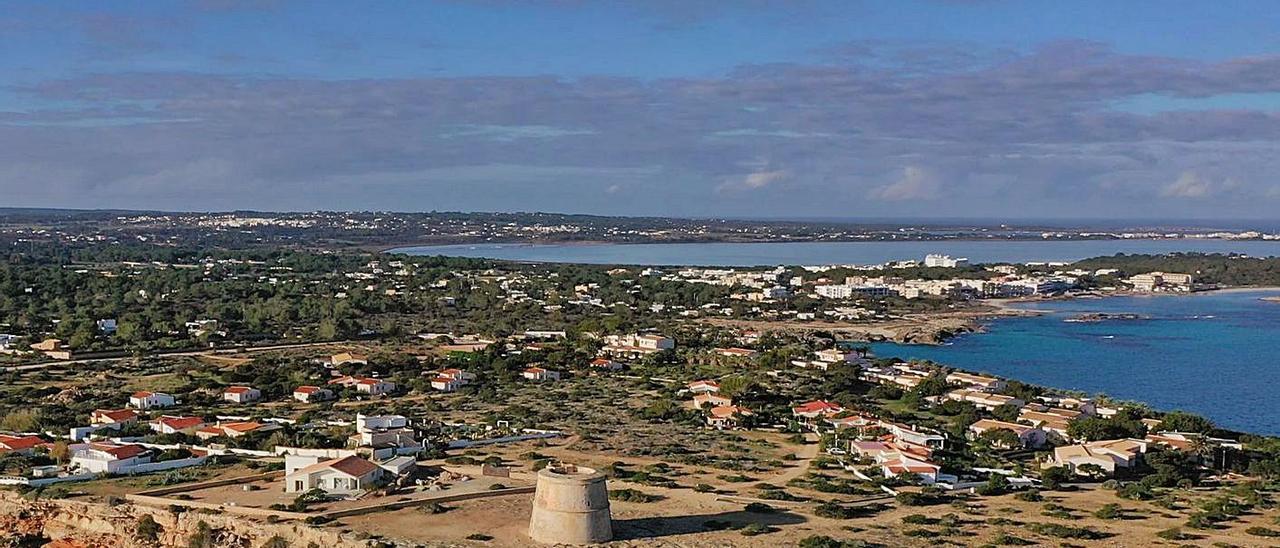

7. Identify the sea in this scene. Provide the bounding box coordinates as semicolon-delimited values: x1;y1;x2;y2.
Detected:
872;290;1280;436
394;239;1280;266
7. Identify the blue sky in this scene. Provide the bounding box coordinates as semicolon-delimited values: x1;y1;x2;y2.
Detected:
3;0;1280;219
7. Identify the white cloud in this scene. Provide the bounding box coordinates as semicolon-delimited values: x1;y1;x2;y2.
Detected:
718;169;790;193
1161;171;1213;198
742;169;788;189
873;166;941;200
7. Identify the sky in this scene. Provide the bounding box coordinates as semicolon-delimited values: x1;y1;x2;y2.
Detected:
4;1;1280;220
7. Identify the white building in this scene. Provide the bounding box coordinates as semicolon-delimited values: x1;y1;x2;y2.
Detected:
223;386;261;403
284;455;386;496
293;386;334;402
924;254;969;268
71;443;150;474
522;367;561;381
129;391;176;410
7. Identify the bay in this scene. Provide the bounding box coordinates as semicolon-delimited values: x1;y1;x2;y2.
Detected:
395;239;1280;266
871;290;1280;435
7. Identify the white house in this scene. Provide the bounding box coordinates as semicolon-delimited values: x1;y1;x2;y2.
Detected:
129;391;176;410
71;443;150;474
284;455;386;496
430;376;461;392
522;367;561;381
293;386;334;402
354;378;396;395
223;386;261;404
356;414;408;433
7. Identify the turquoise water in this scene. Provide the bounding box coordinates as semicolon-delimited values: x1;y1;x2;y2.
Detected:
394;240;1280;266
871;290;1280;435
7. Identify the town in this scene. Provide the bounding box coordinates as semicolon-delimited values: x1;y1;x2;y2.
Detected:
0;236;1277;547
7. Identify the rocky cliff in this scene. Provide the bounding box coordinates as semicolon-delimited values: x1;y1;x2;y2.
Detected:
0;492;372;548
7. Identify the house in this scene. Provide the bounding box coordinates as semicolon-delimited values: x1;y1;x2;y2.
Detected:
826;414;877;430
430;376;462;392
129;391;176;410
90;409;139;427
714;347;759;359
522;367;561;381
31;338;71;360
588;358;622;371
436;368;476;383
222;386;261;404
849;440;942;484
284;455;386;495
968;419;1047;448
945;372;1007;392
329;352;369;366
687;380;720;394
150;416;207;435
1046;439;1149;475
293;386;334;402
792;400;845;420
946;389;1024;411
1018;409;1074;438
692;393;732;409
881;457;942;484
329;376;397;395
600;333;676;358
706;406;753;429
195;421;278;441
71;443;150;474
356;414;408;433
814;348;859;363
0;435;45;455
349;428;420;450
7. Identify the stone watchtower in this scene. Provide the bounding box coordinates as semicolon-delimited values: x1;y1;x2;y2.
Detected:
528;463;613;544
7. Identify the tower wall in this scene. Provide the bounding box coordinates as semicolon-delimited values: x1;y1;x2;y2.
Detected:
528;464;612;544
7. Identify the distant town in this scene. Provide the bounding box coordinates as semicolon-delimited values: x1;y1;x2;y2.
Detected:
4;208;1280;252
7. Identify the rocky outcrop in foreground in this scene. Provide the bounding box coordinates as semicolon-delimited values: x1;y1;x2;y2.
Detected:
0;492;369;548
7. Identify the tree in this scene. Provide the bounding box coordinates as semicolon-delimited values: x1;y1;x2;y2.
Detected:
991;403;1021;423
1159;411;1214;434
50;442;70;464
980;428;1023;449
1067;415;1145;442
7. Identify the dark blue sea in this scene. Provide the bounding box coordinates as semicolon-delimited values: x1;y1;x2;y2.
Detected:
872;290;1280;435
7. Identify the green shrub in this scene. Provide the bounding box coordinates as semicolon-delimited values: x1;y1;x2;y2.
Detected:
1012;489;1042;502
1246;526;1280;537
1024;522;1109;540
744;502;775;513
739;523;776;536
609;488;660;503
900;514;937;525
1092;503;1122;520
